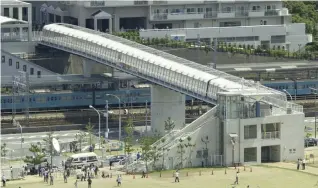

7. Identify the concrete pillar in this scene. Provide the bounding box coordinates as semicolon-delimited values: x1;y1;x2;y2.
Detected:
61;15;64;23
9;7;13;18
151;85;185;136
18;7;23;20
83;58;92;78
108;18;112;34
19;27;23;40
94;18;98;30
27;5;32;41
53;14;56;23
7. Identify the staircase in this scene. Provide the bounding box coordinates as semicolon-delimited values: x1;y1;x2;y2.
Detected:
124;105;218;172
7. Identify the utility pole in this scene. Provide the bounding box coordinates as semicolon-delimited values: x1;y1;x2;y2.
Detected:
310;87;317;138
145;100;148;134
105;100;109;140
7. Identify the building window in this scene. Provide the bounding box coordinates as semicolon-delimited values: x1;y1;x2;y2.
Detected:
16;62;20;69
32;7;36;21
1;56;5;63
187;8;196;13
244;125;257;139
23;65;27;72
252;6;260;11
30;68;34;75
206;7;212;12
37;71;41;78
244;147;257;162
198;8;203;13
9;59;12;66
171;8;181;13
3;8;9;17
220;21;241;27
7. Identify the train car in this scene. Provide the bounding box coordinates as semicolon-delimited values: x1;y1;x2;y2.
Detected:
262;79;318;96
262;80;296;95
2;79;317;111
294;79;318;95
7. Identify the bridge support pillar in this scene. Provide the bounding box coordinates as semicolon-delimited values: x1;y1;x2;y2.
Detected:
83;58;92;78
151;85;185;136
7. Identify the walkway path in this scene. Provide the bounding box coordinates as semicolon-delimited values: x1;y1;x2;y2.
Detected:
264;162;318;176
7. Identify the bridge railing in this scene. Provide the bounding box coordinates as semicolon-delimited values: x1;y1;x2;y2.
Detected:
40;26;219;104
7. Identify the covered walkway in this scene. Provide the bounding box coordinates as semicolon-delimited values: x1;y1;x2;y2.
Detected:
39;23;302;112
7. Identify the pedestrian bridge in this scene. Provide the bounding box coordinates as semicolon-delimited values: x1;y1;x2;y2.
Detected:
39;23;300;112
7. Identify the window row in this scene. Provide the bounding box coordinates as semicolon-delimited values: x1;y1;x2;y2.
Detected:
42;30;218;98
1;55;41;77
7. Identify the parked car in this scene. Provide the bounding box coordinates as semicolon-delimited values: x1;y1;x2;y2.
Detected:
109;155;126;166
304;138;317;147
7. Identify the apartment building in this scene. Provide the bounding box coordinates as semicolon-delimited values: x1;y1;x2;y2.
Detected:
32;0;310;51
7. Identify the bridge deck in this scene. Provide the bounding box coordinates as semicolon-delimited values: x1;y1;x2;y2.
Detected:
39;23;302;112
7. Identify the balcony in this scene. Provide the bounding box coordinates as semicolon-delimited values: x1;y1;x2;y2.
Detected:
217;11;235;18
169;12;204;20
261;131;280;139
235;11;248;17
204;11;217;18
248;10;265;17
150;12;204;21
151;13;168;21
265;10;279;16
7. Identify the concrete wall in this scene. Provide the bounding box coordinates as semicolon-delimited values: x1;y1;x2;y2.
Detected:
1;41;37;53
1;50;56;78
151;85;185;135
223;113;304;166
140;23;311;52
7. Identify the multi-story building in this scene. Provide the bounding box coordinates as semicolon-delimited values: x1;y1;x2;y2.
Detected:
31;0;311;52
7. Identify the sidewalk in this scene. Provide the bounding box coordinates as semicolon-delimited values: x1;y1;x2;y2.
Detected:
264;162;318;176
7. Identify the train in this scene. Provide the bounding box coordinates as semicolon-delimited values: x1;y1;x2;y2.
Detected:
1;79;317;111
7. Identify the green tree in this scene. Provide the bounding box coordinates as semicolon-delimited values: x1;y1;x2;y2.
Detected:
86;119;95;146
1;142;7;157
24;144;46;166
164;117;175;132
43;131;59;168
185;136;196;167
140;136;157;171
284;1;318;37
124;118;135;155
177;138;186;168
151;145;161;169
160;138;170;170
75;131;87;153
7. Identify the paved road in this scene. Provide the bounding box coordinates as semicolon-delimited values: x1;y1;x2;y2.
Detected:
0;125;149;159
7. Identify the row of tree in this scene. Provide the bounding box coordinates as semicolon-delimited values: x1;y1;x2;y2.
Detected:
113;32;317;60
1;117;210;171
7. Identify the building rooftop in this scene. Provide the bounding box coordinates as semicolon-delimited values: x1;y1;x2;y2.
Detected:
0;0;30;6
0;16;27;25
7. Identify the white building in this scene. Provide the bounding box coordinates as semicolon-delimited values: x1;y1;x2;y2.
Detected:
0;0;32;41
34;0;311;52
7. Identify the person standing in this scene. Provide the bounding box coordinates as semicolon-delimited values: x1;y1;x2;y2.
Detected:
88;177;92;188
117;175;122;187
297;159;300;170
174;170;180;183
74;180;78;188
50;173;54;185
303;158;306;170
2;175;6;187
141;171;146;178
64;171;68;183
234;171;239;185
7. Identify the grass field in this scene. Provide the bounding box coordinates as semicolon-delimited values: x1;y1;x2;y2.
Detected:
5;166;318;188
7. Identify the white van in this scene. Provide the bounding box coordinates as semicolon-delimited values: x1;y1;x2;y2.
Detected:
65;152;99;168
